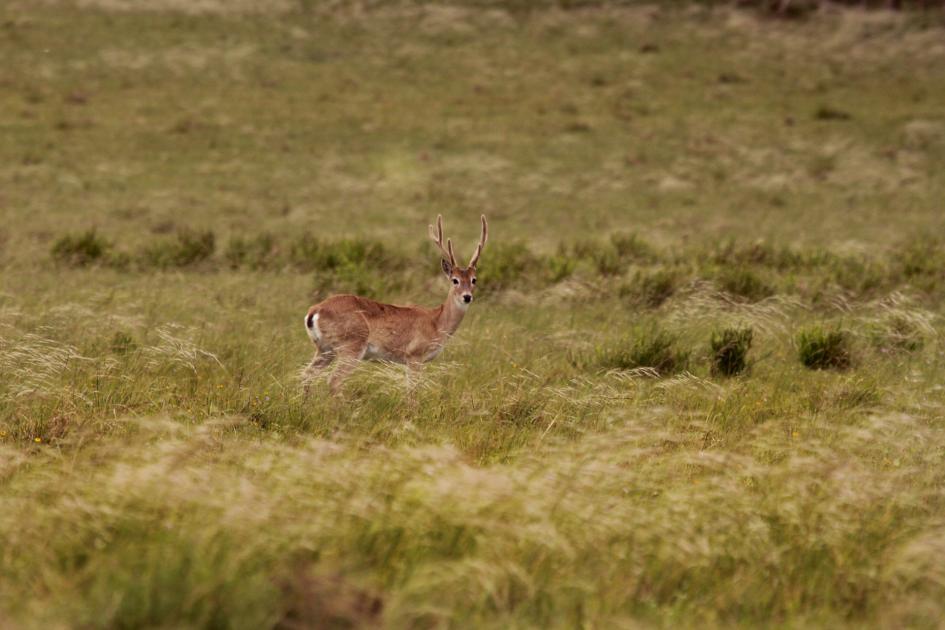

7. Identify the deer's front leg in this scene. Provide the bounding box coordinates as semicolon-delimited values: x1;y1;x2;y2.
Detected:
403;359;424;408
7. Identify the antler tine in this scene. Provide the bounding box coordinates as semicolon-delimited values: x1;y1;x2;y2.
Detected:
468;214;488;268
428;214;455;266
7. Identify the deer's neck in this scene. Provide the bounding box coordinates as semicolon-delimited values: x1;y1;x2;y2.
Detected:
434;292;468;339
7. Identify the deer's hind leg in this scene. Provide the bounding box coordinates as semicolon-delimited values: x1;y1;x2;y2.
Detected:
302;348;336;396
328;341;368;396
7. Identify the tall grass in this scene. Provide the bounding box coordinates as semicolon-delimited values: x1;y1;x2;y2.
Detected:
2;2;945;628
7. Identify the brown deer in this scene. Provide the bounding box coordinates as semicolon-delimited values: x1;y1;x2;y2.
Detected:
303;214;488;395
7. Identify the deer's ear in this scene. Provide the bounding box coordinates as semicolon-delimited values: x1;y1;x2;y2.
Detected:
441;258;452;276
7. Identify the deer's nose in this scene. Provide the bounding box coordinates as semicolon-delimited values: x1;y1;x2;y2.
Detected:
463;294;472;303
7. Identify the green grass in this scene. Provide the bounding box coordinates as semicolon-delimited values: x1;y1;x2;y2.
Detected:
2;2;945;628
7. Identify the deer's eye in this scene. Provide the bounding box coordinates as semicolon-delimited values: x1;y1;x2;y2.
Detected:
452;278;459;285
471;278;477;284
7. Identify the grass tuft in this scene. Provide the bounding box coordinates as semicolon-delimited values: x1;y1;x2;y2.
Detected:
797;325;853;370
141;229;216;269
595;327;690;375
620;268;679;308
868;314;926;354
716;267;775;302
51;230;110;267
710;326;753;377
225;233;278;270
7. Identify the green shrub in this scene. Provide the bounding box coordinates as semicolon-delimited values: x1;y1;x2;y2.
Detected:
895;236;944;293
716;267;774;301
476;242;540;291
709;326;753;377
141;229;215;269
566;239;621;277
545;253;577;283
610;232;655;263
620;269;678;308
225;233;278;270
830;256;889;296
51;230;110;267
323;265;386;298
592;248;623;276
290;236;400;273
797;326;852;370
595;327;689;375
709;239;827;271
570;235;656;278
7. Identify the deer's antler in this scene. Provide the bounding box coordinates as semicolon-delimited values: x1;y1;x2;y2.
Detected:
428;214;456;267
468;214;488;268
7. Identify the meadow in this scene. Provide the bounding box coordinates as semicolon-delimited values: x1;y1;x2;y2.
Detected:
2;1;945;627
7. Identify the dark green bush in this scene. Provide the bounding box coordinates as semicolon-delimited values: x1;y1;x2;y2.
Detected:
51;230;110;267
141;229;215;269
797;326;852;370
596;327;689;375
476;242;541;291
319;263;388;299
709;327;753;377
290;236;401;273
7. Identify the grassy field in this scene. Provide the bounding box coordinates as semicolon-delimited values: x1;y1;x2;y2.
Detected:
2;1;945;628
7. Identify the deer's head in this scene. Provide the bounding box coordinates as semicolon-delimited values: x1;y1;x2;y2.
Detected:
429;214;488;308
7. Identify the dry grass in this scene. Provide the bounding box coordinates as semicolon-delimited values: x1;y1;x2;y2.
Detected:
2;2;945;628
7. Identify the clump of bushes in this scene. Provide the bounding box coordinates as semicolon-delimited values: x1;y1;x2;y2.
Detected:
829;256;889;296
796;325;852;370
709;239;836;273
545;252;577;283
52;228;216;270
709;326;753;377
289;237;410;299
572;233;658;277
595;327;689;375
290;236;401;273
476;242;543;291
51;230;110;267
140;229;216;269
225;233;278;270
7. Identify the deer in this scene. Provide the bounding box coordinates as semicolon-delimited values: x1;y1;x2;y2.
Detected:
302;214;488;395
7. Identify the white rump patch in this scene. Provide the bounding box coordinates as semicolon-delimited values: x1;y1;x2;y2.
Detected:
305;312;321;342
